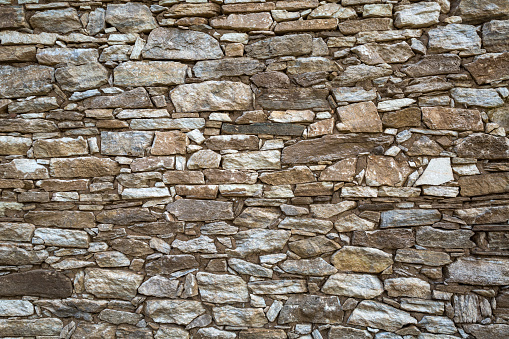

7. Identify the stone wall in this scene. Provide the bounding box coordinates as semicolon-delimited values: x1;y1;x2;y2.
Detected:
0;0;508;337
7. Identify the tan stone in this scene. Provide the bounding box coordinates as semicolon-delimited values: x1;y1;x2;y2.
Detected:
50;157;120;178
33;137;88;158
151;131;187;155
331;246;393;273
459;172;509;196
336;102;383;133
275;19;338;33
211;13;273;31
365;155;410;187
422;107;483;131
259;166;315;185
339;18;392;35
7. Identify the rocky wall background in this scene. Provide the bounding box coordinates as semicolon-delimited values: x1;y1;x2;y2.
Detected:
0;0;508;337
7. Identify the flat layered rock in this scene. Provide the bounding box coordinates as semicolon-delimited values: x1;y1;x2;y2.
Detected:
211;13;273;31
34;228;89;248
259;166;314;185
275;18;338;33
223;150;281;170
0;6;27;29
228;229;290;257
83;87;153;109
145;255;198;275
0;65;54;98
171;81;252;112
36;47;99;66
0;118;57;133
455;205;509;224
403;54;461;77
146;300;206;324
55;62;108;92
353;229;415;249
329;326;371;339
333;64;393;86
459;0;509;23
336;102;382;133
114;61;187;86
197;272;249;303
257;87;329;110
0;244;45;265
85;269;144;300
167;199;234;221
448;257;509;285
193;58;265;79
331;246;393;273
245;34;313;59
278;295;342;324
0;319;62;337
395;2;441;28
422;107;483;131
25;211;95;228
385;277;431;298
50;157;120;178
348;300;417;331
428;24;482;52
395;248;451;266
280;258;337;276
451;88;504;108
483;19;509;52
167;3;220;17
30;8;81;34
213;306;267;327
288;235;341;258
248;280;307;294
339;18;392;35
459;172;509;196
97;208;156;225
143;28;223;60
0;270;72;298
0;136;31;155
239;329;286;339
101;131;153;157
322;273;383;299
465;52;509;84
282;134;393;164
0;45;36;62
455;133;509;159
222;122;305;136
105;3;157;33
416;226;474;248
381;209;441;227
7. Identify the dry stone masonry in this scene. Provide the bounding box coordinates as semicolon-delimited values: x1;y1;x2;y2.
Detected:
0;0;508;337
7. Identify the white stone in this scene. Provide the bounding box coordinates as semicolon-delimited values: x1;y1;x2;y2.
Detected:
415;158;454;186
377;98;416;112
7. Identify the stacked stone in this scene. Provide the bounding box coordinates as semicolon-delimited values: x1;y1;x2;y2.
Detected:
0;0;508;337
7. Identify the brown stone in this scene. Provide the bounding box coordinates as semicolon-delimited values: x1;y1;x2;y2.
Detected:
276;0;319;10
455;133;509;160
131;156;175;172
223;2;275;13
482;20;509;53
128;221;185;235
416;226;475;248
0;46;36;62
319;158;357;182
406;135;444;156
259;166;315;185
395;248;451;266
338;18;392;35
250;71;290;88
151;131;187;155
353;229;415;249
295;182;334;196
331;246;393;273
0;65;54;98
422;107;483;131
167;199;234;221
211;13;273;31
455;205;509;225
402;54;461;77
96;208;157;225
257;87;330;110
72;323;116;339
204;169;258;184
245;34;313;59
38;179;88;191
336;102;383;133
282;134;393;164
464;324;509;339
25;211;95;229
0;270;72;298
33;137;88;158
275;19;338;33
278;295;343;324
459;0;509;23
239;329;286;339
465;52;509;85
382;107;421;128
205;135;259;151
145;254;199;275
50;157;120;178
365;155;410;187
167;3;220;17
288;235;341;258
0;119;57;133
83;87;153;109
163;171;205;184
111;238;154;257
221;123;305;136
0;6;27;29
459;172;509;196
175;185;218;199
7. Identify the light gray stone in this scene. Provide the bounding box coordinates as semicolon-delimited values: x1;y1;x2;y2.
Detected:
223;150;281;170
348;300;417;331
280;258;337;276
55;62;108;92
105;3;157;33
139;276;180;298
322;273;384;299
228;229;291;257
448;257;509;285
451;88;504;108
381;209;441;227
193;58;265;79
395;2;441;28
197;272;249;303
415;158;454;186
114;61;187;86
213;306;268;327
30;8;81;34
84;269;144;300
0;65;54;98
428;24;482;52
0;300;34;316
101;131;153;157
146;300;206;324
34;228;89;248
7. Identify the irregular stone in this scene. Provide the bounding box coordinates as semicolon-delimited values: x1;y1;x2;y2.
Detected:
416;226;474;248
143;27;223;60
415;158;454;186
50;157;120;178
197;327;235;339
223;150;280;170
30;8;81;33
9;96;59;114
451;88;504;108
229;258;273;277
245;34;313;59
167;199;233;221
0;65;54;98
463;324;509;339
0;159;48;179
283;134;393;164
259;166;314;185
385;277;431;298
56;62;108;92
428;24;482;52
0;136;31;155
206;135;258;151
194;58;264;79
0;319;62;337
228;229;290;257
248;280;307;294
171;81;252;112
85;268;144;300
339;18;392;35
381;209;441;227
333;64;393;86
99;309;142;326
459;0;509;23
71;323;116;339
34;228;88;248
167;3;220;17
204;169;258;184
395;248;451;266
233;207;280;228
84;87;153;109
257;87;330;110
87;8;105;36
353;229;415;249
0;45;35;62
331;246;393;273
395;2;441;28
448;257;509;285
250;71;290;88
402;54;461;77
319;158;357;182
105;3;157;33
211;13;273;31
281;258;337;276
145;255;199;275
0;118;57;133
422;107;483;131
213;306;267;327
95;251;130;268
336;102;382;133
114;61;187;86
310;201;357;218
287;57;338;74
97;208;156;225
221;122;305;136
459;172;509;196
483;19;509;52
279;217;333;234
288;235;341;258
402;299;445;314
197;272;249;303
239;329;287;339
0;244;44;265
275;18;338;33
0;270;72;298
155;326;190;339
33;137;88;158
334;214;376;232
352;42;414;64
0;222;34;242
466;52;509;85
278;295;343;324
26;211;95;230
0;6;27;29
455;133;509;159
365;155;410;186
172;235;216;254
111;238;154;256
146;300;206;324
348;300;417;331
329;325;371;339
332;87;377;103
152;131;187;155
322;273;384;299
